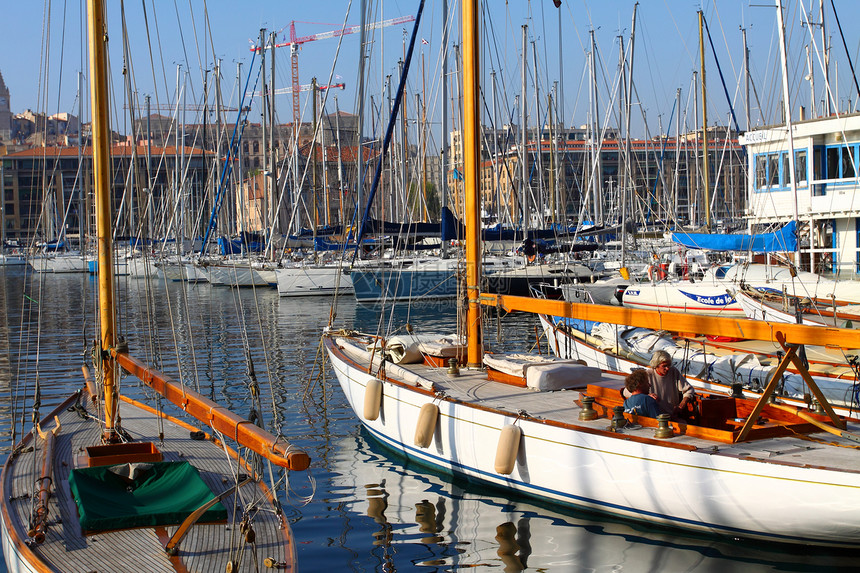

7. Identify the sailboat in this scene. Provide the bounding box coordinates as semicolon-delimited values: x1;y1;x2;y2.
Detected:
324;0;860;547
1;2;309;571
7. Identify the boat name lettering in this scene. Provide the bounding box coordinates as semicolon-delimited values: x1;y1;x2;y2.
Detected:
678;290;735;306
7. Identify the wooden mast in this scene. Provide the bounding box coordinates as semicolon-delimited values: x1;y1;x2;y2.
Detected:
87;0;119;442
463;0;482;367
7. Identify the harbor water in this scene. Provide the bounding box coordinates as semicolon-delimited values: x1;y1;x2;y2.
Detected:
1;266;856;572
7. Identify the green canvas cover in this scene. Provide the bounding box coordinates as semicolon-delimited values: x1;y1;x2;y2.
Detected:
68;461;228;532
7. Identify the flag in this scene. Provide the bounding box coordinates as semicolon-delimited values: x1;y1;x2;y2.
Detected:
421;38;429;45
452;168;463;181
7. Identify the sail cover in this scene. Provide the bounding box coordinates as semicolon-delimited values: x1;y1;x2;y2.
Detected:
69;461;227;532
670;221;797;252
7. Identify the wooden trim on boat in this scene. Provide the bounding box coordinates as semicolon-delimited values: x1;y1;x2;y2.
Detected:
324;336;698;452
1;392;81;573
119;395;293;550
114;351;310;471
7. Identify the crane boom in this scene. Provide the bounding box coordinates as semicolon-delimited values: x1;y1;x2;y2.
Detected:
250;15;416;128
257;82;345;97
272;15;416;49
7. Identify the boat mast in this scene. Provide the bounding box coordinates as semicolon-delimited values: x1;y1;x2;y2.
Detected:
775;0;802;266
698;10;711;231
463;0;481;367
87;0;119;441
520;24;528;237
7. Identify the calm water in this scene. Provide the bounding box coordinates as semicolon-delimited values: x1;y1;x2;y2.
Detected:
1;265;856;572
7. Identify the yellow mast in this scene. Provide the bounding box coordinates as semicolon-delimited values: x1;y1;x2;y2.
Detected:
463;0;482;367
87;0;119;442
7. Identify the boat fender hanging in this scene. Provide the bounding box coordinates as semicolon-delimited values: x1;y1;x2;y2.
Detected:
414;403;439;448
363;379;383;421
494;424;522;475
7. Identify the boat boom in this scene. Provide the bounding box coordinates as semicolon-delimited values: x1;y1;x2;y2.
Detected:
113;350;310;470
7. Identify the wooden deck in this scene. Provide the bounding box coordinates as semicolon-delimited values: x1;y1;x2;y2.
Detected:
337;335;860;474
2;388;293;572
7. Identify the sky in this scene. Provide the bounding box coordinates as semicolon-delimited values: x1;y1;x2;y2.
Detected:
2;0;858;148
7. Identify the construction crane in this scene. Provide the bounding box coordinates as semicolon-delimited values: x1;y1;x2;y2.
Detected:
252;15;415;127
258;82;345;97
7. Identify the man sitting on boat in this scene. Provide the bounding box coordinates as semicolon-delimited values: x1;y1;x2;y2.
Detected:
623;350;696;419
623;370;661;418
648;350;696;418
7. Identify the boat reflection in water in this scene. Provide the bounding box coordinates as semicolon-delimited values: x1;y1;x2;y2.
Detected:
330;432;855;572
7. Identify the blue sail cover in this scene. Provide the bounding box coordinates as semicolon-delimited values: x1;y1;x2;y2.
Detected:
670;221;797;253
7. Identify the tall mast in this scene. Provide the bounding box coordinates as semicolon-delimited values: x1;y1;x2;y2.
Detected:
776;0;801;266
821;0;830;116
440;0;449;257
589;29;601;225
742;26;751;130
87;0;118;441
356;0;367;237
463;0;481;367
270;31;279;241
259;28;269;240
698;10;711;231
520;24;528;235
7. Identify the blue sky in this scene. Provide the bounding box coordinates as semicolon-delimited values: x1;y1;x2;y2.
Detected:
2;1;857;145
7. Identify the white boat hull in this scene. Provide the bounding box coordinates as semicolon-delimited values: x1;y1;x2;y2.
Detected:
621;282;744;316
275;264;353;296
28;254;88;273
325;335;860;546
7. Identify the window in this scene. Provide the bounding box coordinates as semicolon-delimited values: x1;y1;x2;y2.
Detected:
781;153;789;187
827;146;840;179
795;150;808;186
841;145;856;178
767;154;779;187
755;155;767;189
812;146;824;180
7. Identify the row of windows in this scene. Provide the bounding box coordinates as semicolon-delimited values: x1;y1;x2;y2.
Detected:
754;150;808;190
754;143;860;191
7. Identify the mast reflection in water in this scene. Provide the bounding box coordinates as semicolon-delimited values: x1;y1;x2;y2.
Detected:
1;267;855;572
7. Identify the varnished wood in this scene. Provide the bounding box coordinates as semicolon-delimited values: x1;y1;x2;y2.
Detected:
482;293;860;348
114;350;310;471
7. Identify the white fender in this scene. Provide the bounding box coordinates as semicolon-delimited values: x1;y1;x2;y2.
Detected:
414;403;439;448
494;424;522;475
363;378;383;421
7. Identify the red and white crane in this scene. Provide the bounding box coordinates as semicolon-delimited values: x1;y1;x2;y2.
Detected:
253;15;415;127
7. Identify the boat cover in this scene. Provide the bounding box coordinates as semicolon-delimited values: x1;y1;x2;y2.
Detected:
68;461;227;532
670;220;797;252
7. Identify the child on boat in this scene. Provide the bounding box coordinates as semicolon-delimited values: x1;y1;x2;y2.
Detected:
623;369;661;418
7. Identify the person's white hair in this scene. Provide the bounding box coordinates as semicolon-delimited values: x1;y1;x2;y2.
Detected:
650;350;672;369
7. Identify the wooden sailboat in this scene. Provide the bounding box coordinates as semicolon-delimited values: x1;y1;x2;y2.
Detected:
1;2;309;571
324;0;860;547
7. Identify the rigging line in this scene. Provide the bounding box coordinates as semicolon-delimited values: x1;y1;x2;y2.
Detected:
352;0;427;261
702;14;740;134
200;57;259;255
825;0;860;110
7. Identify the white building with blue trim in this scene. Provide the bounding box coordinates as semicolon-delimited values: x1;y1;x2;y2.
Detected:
740;113;860;277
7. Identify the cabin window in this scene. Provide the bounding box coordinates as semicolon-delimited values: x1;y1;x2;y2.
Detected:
842;145;857;179
780;153;790;187
795;150;808;187
826;146;840;179
755;155;767;190
767;154;779;187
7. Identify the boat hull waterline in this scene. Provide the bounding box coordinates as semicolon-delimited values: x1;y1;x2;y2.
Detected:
325;335;860;547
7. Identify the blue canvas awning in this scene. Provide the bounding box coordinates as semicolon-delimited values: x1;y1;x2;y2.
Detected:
669;221;797;253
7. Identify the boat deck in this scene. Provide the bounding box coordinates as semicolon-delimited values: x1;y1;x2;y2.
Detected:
338;336;860;474
2;389;292;572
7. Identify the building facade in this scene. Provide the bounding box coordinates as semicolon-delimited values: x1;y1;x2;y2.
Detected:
740;112;860;276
